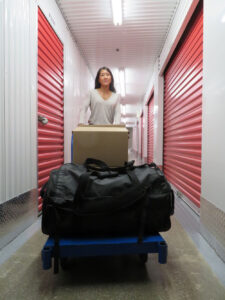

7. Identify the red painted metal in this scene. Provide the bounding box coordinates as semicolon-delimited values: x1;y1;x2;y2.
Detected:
163;2;203;208
38;8;64;211
147;94;154;164
138;119;141;155
140;115;144;158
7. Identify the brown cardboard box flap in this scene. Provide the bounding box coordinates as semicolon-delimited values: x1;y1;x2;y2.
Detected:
73;125;128;133
77;124;126;128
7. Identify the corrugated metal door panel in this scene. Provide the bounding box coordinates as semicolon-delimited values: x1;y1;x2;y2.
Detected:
140;115;144;158
163;2;203;208
142;115;145;158
147;94;154;164
38;8;64;211
138;118;142;155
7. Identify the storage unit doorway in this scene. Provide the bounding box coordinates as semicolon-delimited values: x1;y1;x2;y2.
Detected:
37;7;64;211
163;1;203;208
140;114;144;158
147;92;154;164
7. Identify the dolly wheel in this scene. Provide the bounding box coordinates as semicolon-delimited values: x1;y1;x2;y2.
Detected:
60;257;68;270
139;253;148;263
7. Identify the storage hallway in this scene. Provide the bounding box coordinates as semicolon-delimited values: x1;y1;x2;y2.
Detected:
1;0;225;299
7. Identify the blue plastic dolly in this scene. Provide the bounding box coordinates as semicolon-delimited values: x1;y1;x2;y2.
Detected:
42;234;168;274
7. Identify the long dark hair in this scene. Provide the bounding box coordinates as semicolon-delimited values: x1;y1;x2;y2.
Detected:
95;67;116;93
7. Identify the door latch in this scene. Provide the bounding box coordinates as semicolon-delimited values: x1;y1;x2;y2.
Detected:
38;115;48;125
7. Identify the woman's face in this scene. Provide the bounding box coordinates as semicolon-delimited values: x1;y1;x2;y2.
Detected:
98;69;112;88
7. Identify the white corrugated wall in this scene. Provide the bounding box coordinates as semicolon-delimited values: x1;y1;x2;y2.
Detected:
159;0;199;73
202;0;225;212
3;0;35;202
0;0;93;205
0;0;5;204
138;116;142;156
143;105;148;160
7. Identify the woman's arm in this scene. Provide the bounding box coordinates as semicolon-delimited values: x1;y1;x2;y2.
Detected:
79;92;91;124
113;95;121;124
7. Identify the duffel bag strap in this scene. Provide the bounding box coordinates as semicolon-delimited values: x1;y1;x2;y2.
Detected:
137;188;150;244
74;172;90;204
137;177;163;243
53;236;59;274
170;190;175;215
127;167;149;243
40;181;48;199
126;167;139;184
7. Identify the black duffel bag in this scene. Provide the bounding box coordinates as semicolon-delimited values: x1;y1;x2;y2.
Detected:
41;158;174;241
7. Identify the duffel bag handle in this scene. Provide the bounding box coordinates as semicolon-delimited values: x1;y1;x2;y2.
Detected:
84;158;110;171
84;158;119;178
84;158;135;172
91;170;119;179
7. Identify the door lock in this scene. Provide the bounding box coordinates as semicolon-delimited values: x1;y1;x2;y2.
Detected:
38;115;48;125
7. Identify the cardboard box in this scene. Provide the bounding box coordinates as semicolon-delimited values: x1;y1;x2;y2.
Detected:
73;125;128;167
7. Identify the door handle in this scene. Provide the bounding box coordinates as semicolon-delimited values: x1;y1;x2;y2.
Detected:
38;115;48;125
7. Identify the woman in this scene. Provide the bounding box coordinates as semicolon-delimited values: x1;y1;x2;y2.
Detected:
79;67;121;125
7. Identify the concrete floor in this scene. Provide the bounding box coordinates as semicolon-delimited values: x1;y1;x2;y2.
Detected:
0;216;225;300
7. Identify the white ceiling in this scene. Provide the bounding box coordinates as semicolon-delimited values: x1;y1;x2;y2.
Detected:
56;0;179;122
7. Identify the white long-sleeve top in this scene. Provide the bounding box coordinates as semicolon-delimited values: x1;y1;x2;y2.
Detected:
79;89;121;125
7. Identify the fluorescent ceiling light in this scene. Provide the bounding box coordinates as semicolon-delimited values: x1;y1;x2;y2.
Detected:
111;0;122;26
119;69;126;97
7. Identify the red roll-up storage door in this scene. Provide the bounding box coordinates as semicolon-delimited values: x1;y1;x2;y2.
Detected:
163;2;203;208
147;94;154;164
38;8;64;212
140;115;144;158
